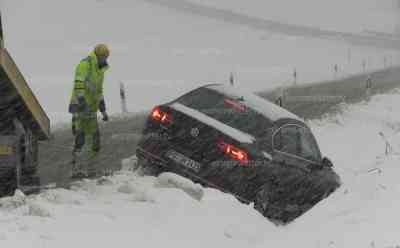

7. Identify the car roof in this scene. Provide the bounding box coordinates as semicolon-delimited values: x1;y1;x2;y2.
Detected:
203;83;303;123
170;102;256;144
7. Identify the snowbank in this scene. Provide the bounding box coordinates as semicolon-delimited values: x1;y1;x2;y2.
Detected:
0;171;275;248
155;172;204;201
185;0;397;34
1;89;400;247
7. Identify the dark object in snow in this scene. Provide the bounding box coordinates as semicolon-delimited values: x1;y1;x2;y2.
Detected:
0;13;50;196
136;84;341;223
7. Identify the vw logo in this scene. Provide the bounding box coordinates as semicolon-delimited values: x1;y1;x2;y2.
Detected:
190;127;200;137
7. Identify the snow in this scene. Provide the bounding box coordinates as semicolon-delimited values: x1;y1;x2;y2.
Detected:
185;0;399;34
207;83;301;121
2;0;400;246
117;181;156;203
170;102;256;143
2;0;400;125
121;155;139;172
262;151;272;161
1;89;400;247
155;172;204;201
0;172;273;248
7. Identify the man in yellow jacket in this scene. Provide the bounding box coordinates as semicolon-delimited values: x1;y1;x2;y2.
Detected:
69;44;110;178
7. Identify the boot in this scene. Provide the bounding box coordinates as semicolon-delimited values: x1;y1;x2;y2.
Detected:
71;150;88;179
87;161;100;179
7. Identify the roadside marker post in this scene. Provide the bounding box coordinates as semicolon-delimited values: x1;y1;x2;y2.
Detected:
120;82;128;114
334;64;339;79
229;72;234;86
366;76;372;98
362;60;366;73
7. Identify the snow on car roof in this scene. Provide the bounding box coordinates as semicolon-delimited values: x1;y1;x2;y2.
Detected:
170;102;256;144
206;84;302;122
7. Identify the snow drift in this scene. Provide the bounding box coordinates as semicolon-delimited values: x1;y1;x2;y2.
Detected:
1;89;400;247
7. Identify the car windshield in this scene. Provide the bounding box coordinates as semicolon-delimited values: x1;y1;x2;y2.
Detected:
175;87;272;138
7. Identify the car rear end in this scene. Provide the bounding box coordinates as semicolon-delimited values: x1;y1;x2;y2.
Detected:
137;84;342;222
136;104;227;175
136;86;274;195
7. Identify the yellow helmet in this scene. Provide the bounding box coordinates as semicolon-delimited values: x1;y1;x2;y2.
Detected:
94;44;110;58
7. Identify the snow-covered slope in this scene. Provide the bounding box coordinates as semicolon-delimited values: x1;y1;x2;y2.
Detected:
2;0;400;125
1;90;400;248
186;0;399;34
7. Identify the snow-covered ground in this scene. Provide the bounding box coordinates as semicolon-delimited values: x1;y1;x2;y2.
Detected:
2;0;400;125
1;89;400;248
186;0;399;34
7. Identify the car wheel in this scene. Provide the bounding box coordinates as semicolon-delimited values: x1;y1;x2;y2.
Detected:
254;183;273;217
254;183;301;224
0;169;17;196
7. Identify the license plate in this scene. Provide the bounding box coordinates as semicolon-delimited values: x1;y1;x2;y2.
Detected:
165;150;201;172
0;145;13;156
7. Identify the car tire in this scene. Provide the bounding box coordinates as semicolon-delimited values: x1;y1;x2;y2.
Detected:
20;133;40;191
254;169;340;223
0;168;18;196
0;166;41;197
254;182;302;224
254;183;272;216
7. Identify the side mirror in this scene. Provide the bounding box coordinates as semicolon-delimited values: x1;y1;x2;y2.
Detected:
322;157;333;168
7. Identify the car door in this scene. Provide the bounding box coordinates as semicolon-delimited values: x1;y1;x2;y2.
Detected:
271;124;322;173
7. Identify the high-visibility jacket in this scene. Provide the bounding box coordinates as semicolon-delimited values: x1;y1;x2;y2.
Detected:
69;52;109;113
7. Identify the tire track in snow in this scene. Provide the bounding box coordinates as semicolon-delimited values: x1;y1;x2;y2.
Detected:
142;0;400;50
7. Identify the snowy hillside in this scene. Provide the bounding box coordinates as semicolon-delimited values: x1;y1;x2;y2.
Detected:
186;0;399;34
2;0;400;125
1;90;400;248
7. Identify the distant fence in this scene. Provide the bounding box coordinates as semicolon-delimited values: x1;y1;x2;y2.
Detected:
258;66;400;119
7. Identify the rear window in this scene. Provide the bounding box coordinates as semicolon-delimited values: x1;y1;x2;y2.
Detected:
175;88;272;138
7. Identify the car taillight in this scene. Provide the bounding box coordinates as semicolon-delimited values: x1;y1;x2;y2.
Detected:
151;107;172;124
218;141;249;165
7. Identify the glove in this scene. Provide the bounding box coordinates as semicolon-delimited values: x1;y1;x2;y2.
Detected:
99;99;106;113
101;111;109;122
